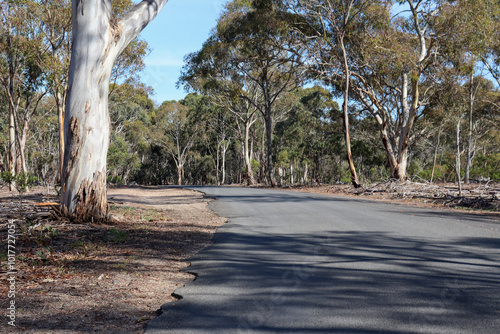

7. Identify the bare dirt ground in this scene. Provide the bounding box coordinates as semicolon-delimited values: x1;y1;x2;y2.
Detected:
0;186;226;334
0;181;498;334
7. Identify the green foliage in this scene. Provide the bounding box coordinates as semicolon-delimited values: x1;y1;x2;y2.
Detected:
1;171;38;195
0;171;15;186
277;150;290;165
107;132;141;184
1;0;499;191
251;159;261;171
471;153;500;181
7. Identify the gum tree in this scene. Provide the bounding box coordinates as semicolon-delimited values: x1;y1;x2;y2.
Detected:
211;0;304;186
348;0;443;181
179;46;260;186
61;0;168;222
286;0;372;188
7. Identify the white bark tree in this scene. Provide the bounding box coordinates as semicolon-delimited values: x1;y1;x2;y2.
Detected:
61;0;168;221
286;0;368;188
212;90;259;186
346;0;442;181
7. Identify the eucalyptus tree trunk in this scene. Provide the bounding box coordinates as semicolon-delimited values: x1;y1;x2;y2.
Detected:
339;38;361;188
385;1;429;181
6;31;18;189
354;74;417;182
8;104;16;180
61;0;168;222
264;111;278;187
244;121;256;185
57;89;65;185
456;120;462;197
396;72;419;181
430;127;441;183
216;144;220;186
465;71;477;184
176;163;183;186
18;116;28;173
220;139;229;185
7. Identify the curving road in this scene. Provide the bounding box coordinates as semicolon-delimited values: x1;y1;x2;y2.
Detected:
145;186;500;334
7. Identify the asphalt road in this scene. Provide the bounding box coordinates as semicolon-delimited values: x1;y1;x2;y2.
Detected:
145;186;500;334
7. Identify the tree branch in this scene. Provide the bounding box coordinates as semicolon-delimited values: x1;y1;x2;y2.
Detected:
117;0;169;54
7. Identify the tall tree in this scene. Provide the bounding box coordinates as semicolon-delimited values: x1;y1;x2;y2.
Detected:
339;0;444;180
179;53;260;185
214;0;304;186
286;0;371;188
61;0;168;222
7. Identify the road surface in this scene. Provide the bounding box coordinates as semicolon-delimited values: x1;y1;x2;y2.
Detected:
145;186;500;334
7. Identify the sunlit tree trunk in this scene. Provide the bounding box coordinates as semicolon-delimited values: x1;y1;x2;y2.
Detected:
176;163;183;186
18;117;28;173
465;70;477;184
303;162;308;185
220;139;229;185
18;93;45;177
5;19;17;190
56;86;66;185
8;104;16;184
244;121;256;185
456;120;462;196
61;0;168;222
264;110;278;187
216;144;220;186
430;127;441;183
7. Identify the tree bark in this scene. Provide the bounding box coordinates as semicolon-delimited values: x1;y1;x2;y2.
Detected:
8;104;16;190
17;116;28;174
6;32;18;189
56;87;66;185
303;162;308;185
221;140;228;185
62;0;168;222
244;121;255;185
465;71;476;184
264;111;277;187
260;124;266;183
456;120;462;196
216;143;220;185
177;163;183;186
430;128;441;183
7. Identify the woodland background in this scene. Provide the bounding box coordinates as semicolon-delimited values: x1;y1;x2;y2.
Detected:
1;0;499;191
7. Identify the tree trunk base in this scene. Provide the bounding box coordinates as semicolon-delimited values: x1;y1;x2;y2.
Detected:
62;171;109;223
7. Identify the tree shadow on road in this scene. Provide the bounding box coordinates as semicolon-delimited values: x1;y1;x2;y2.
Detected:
149;229;500;334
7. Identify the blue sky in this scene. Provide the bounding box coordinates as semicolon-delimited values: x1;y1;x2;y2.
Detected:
138;0;227;104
